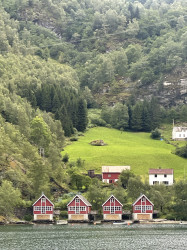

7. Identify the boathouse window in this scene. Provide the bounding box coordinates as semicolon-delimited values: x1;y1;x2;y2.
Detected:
46;206;52;211
135;206;141;210
146;206;152;210
69;206;75;211
34;206;41;211
80;207;86;211
111;198;115;203
115;207;121;211
111;207;115;213
75;198;80;203
142;197;145;202
104;206;110;211
41;198;46;203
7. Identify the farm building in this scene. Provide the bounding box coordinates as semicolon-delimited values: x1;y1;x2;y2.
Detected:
149;169;174;185
102;195;123;221
172;127;187;140
67;194;92;221
102;166;131;183
132;194;154;220
32;193;54;221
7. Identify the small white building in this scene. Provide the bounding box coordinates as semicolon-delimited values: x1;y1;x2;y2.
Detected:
102;166;131;183
172;127;187;140
149;169;174;185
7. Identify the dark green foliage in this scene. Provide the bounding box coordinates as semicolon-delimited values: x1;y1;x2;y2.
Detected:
62;153;69;163
131;103;143;131
175;144;187;159
151;129;161;140
119;170;135;189
76;99;88;132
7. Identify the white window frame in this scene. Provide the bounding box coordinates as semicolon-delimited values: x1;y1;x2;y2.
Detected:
80;206;86;211
75;198;80;203
111;206;115;214
69;206;75;211
41;198;46;203
135;206;141;210
115;206;121;211
104;206;110;211
146;206;152;210
46;206;52;211
34;206;41;211
111;198;115;203
41;206;46;214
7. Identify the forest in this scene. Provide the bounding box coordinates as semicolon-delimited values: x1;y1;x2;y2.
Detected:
0;0;187;220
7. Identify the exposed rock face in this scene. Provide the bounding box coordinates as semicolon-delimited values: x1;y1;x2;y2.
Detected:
96;66;187;107
137;78;187;107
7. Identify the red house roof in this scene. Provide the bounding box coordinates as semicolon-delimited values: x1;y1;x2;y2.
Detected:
32;193;54;206
149;169;173;175
67;194;92;207
132;194;154;206
102;195;123;207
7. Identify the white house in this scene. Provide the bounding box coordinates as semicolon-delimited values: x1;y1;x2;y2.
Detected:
149;169;174;185
172;127;187;140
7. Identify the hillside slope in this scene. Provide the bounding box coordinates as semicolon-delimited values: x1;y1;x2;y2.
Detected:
63;127;187;180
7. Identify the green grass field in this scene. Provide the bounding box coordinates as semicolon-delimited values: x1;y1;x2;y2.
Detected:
63;127;187;180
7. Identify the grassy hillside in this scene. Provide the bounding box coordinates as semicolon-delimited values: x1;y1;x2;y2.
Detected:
63;127;187;180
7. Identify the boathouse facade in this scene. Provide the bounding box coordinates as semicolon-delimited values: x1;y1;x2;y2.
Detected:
102;195;123;221
67;194;92;221
132;194;154;220
32;193;54;221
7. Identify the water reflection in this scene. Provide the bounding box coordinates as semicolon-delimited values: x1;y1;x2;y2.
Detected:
0;224;187;250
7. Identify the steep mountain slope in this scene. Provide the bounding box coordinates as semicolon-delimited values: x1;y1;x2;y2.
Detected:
1;0;187;106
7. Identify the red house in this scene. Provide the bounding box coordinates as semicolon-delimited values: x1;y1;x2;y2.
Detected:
132;194;154;220
102;166;130;183
32;193;54;221
102;195;123;221
67;195;92;221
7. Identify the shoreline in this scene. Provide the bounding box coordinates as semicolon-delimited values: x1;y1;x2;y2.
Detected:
0;219;186;226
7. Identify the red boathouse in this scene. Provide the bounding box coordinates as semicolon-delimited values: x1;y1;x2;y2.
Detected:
132;194;154;220
67;194;92;221
102;195;123;221
102;166;130;183
32;193;54;221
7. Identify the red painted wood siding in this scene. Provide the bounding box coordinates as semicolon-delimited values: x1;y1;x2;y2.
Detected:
103;198;122;214
102;173;120;182
133;197;153;214
68;198;91;214
33;198;53;215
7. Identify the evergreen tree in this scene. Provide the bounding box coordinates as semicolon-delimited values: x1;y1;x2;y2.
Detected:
131;102;143;131
150;98;161;130
142;102;151;132
76;98;88;132
56;106;74;137
41;84;52;112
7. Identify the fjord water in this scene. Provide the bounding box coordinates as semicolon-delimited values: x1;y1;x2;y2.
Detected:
0;224;187;250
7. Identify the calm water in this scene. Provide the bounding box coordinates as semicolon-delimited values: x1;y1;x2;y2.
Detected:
0;224;187;250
